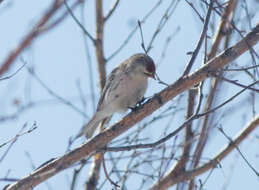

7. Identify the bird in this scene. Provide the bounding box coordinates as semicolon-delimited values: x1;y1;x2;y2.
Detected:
79;53;156;139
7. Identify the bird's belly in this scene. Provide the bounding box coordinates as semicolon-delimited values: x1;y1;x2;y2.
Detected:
117;78;147;111
103;75;148;113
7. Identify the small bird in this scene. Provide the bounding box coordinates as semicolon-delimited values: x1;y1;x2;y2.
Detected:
79;53;156;139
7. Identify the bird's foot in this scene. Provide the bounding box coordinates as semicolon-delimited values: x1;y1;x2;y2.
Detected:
137;97;146;105
128;97;146;111
129;106;138;112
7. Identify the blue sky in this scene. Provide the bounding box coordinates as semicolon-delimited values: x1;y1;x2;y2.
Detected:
0;0;259;189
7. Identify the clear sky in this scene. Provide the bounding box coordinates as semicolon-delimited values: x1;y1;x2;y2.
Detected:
0;0;259;190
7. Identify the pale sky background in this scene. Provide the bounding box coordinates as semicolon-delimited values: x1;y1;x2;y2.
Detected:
0;0;259;190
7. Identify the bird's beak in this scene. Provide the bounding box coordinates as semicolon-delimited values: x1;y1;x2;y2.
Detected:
145;72;156;80
151;73;156;80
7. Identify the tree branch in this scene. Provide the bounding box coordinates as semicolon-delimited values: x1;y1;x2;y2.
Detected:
182;0;214;76
148;115;259;189
5;22;259;190
0;0;63;76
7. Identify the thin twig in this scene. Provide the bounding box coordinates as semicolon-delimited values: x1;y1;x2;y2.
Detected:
149;115;259;189
107;0;163;61
155;73;169;87
102;80;258;152
185;0;204;22
0;178;19;182
218;126;259;176
0;123;37;149
0;62;27;81
42;0;82;32
194;82;204;115
197;80;258;117
101;155;120;188
70;162;85;190
198;167;215;189
146;0;179;52
64;0;96;44
223;64;259;71
0;123;30;163
4;24;259;189
157;26;180;66
137;20;147;54
0;103;34;122
25;64;88;118
104;0;120;22
182;0;214;76
212;74;259;93
0;0;63;76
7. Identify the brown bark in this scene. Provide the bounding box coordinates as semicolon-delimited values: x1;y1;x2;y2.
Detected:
148;115;259;190
5;22;259;190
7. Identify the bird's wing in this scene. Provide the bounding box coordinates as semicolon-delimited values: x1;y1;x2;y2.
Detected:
96;63;127;111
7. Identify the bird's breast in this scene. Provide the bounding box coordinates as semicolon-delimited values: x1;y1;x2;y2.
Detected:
102;74;148;113
118;75;148;110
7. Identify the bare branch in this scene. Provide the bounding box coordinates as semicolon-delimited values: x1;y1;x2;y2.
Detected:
26;65;88;118
0;62;27;81
101;155;119;187
4;22;259;190
146;0;179;52
185;0;204;22
0;123;34;163
138;20;148;54
0;0;63;76
218;126;259;176
0;123;37;149
189;1;238;188
42;0;82;32
182;0;214;76
64;0;96;44
107;0;163;61
101;79;258;152
103;0;120;22
85;1;106;189
149;115;259;189
211;74;259;93
223;64;259;71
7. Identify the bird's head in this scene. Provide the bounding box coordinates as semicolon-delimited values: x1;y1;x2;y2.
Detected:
129;53;156;79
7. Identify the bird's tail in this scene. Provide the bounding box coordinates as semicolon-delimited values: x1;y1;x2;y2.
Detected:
84;114;102;139
76;114;101;139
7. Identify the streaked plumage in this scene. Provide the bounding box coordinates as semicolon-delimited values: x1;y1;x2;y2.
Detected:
79;53;156;138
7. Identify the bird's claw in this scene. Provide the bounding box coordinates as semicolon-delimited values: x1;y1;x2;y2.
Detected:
129;97;146;111
137;97;146;105
129;106;138;112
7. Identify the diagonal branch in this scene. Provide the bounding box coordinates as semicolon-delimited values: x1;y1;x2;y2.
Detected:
64;0;96;43
189;1;238;189
182;0;214;76
5;22;259;190
148;115;259;190
0;0;63;76
103;0;120;22
100;79;258;152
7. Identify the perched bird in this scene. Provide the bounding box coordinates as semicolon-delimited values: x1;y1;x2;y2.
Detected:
79;53;156;139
